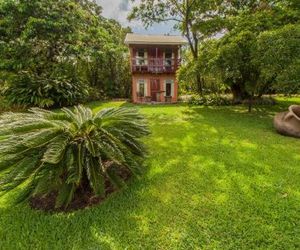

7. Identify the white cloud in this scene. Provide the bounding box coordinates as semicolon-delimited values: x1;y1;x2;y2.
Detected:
96;0;140;28
96;0;178;34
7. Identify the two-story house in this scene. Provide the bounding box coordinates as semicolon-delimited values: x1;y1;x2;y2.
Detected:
124;33;187;103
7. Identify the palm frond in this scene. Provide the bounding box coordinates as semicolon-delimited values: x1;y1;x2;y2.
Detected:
0;105;149;208
55;183;76;208
106;165;127;189
42;135;69;164
86;156;105;196
22;129;62;148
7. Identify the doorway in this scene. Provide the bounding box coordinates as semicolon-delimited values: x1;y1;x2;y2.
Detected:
150;79;160;102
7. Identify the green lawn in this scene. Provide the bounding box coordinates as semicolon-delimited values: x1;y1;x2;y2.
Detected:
1;99;300;249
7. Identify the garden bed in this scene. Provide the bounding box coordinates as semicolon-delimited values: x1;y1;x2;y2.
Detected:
29;168;131;212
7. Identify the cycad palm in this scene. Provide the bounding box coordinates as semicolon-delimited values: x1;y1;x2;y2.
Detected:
0;106;149;208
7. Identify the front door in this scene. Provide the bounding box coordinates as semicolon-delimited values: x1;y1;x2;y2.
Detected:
150;79;160;102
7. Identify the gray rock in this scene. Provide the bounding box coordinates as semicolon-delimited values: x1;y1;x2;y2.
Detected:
274;105;300;138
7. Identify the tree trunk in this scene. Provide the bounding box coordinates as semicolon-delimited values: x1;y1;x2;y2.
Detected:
196;74;203;95
231;84;249;103
248;93;253;113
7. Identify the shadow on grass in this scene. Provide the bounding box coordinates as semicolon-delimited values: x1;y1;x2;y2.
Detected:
0;103;300;249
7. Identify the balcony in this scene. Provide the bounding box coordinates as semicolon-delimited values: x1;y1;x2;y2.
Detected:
131;58;181;74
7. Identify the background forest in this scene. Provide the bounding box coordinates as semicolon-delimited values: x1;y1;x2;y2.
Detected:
0;0;300;110
0;0;131;108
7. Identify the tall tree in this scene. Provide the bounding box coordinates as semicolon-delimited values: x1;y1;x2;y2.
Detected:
213;0;300;102
178;0;300;102
256;23;300;95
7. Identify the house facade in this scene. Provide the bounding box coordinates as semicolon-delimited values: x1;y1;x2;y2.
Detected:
124;34;187;103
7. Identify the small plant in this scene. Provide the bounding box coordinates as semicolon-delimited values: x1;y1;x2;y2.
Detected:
0;106;149;209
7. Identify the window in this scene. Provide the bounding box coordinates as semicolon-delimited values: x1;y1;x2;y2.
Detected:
165;80;174;97
137;80;145;97
166;83;172;97
138;50;145;58
164;49;173;66
136;49;147;66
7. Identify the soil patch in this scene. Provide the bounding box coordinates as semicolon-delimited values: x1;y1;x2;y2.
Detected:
29;167;131;213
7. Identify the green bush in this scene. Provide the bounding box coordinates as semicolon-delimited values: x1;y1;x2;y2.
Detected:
0;96;26;113
0;106;149;209
187;94;276;107
3;72;89;108
188;94;233;106
241;97;276;106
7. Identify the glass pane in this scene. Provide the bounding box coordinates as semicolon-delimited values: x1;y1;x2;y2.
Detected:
139;83;145;97
165;52;172;58
165;59;172;66
137;59;145;65
166;83;171;96
137;50;146;65
138;51;144;57
165;50;173;66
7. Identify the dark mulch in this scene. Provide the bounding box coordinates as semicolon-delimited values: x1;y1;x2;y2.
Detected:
29;168;131;213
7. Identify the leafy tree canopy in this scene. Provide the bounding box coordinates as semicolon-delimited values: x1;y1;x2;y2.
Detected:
0;0;131;107
178;0;300;100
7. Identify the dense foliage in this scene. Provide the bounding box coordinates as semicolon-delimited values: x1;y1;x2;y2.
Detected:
157;0;300;102
256;23;300;94
0;106;149;208
2;72;89;107
188;94;233;106
0;0;131;108
209;3;300;102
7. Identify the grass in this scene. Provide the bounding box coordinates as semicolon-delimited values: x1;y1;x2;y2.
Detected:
1;99;300;249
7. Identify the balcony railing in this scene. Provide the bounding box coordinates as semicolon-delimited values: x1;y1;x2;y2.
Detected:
131;58;181;73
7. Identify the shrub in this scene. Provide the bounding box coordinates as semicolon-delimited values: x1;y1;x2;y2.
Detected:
187;94;276;107
241;97;276;106
3;72;89;108
0;95;26;113
0;106;149;209
188;94;233;106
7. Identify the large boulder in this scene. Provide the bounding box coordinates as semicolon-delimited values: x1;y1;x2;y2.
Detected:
274;105;300;138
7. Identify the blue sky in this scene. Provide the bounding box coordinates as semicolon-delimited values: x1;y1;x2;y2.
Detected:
97;0;179;35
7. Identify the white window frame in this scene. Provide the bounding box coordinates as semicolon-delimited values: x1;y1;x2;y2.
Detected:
164;79;174;97
163;49;175;67
136;49;148;66
137;79;147;97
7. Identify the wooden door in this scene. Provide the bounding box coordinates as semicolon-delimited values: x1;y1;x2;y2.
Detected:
150;79;160;101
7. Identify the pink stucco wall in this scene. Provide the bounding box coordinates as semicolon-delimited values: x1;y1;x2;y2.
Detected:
132;74;178;103
129;45;181;103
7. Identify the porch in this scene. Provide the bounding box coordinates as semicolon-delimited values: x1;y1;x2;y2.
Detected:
134;76;177;104
135;94;174;104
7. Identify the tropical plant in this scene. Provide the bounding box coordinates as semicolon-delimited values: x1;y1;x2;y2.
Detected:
3;72;89;108
0;106;149;209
